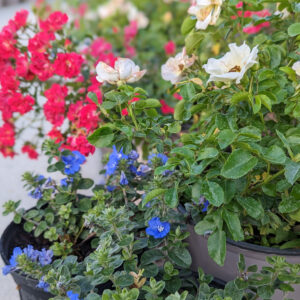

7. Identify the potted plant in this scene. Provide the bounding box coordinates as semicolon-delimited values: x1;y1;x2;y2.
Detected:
85;0;300;298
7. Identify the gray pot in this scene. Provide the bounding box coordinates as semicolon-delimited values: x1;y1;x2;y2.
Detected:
187;224;300;300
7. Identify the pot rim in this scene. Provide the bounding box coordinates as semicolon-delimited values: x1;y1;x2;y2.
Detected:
179;206;300;256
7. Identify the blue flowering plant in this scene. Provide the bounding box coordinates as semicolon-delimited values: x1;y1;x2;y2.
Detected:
3;140;96;258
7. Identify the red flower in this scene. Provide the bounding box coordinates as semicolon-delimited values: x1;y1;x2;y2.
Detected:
164;41;176;56
63;135;95;156
39;11;68;32
0;31;18;59
30;53;54;81
0;67;19;91
95;52;117;68
160;100;174;115
89;37;112;58
8;93;35;115
173;93;183;101
48;127;64;143
0;122;15;157
16;54;35;80
53;53;84;78
44;84;68;126
22;144;38;159
28;31;55;54
124;21;138;42
13;10;29;29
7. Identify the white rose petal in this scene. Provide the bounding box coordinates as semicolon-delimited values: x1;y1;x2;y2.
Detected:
292;61;300;77
96;58;146;85
203;42;258;84
161;48;196;84
188;0;223;30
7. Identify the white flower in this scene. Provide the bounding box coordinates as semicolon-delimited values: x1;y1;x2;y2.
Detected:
292;61;300;77
188;0;223;30
203;43;258;84
161;48;196;84
96;58;146;85
97;0;148;29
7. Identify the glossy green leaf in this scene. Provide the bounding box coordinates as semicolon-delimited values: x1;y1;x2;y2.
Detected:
207;230;226;266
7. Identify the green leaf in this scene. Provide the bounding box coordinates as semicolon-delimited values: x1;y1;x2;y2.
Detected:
207;230;226;266
185;32;204;55
88;126;114;148
285;159;300;185
288;23;300;37
142;189;166;207
141;249;164;265
77;178;94;189
165;186;179;208
87;92;99;105
223;209;244;241
201;181;224;207
194;219;217;235
231;92;250;105
237;197;264;219
217;129;237;149
181;17;196;35
197;148;219;160
174;100;185;121
168;248;192;268
86;294;101;300
135;99;161;109
114;272;134;287
221;149;258;179
34;221;48;237
171;147;194;161
23;221;35;232
262;145;286;164
255;94;272;111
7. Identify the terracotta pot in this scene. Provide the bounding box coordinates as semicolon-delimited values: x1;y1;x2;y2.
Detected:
187;224;300;300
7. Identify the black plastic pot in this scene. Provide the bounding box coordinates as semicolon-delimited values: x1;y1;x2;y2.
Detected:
0;220;112;300
0;221;53;300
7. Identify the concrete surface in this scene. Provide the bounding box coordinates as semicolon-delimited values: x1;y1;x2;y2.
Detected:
0;3;103;299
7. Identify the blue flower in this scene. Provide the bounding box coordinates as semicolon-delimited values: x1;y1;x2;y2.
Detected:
106;185;116;192
62;151;86;175
38;249;53;266
120;171;129;185
29;187;42;200
37;277;49;292
67;291;80;300
162;170;174;176
202;200;209;212
128;150;139;161
23;245;40;262
2;247;23;275
146;217;170;239
61;177;73;187
139;164;151;176
106;146;128;176
36;175;45;182
148;153;168;166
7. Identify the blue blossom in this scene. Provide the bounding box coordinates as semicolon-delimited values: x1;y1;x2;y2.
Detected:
162;170;174;176
37;277;49;292
139;164;151;176
67;291;80;300
36;175;45;182
202;200;209;212
2;247;23;275
148;153;168;166
146;217;170;239
61;177;73;187
23;245;40;262
129;164;140;176
29;187;42;200
106;145;128;176
120;171;128;185
62;151;86;175
128;150;139;161
38;249;53;266
106;185;116;192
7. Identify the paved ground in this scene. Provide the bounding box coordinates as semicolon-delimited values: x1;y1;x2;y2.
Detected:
0;3;103;299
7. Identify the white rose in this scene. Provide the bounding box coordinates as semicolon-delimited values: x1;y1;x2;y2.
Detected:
161;48;196;84
292;61;300;77
98;0;126;19
188;0;223;30
127;4;149;29
96;58;146;85
203;43;258;84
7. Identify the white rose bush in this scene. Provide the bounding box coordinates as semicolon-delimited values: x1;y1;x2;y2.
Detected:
2;0;300;300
